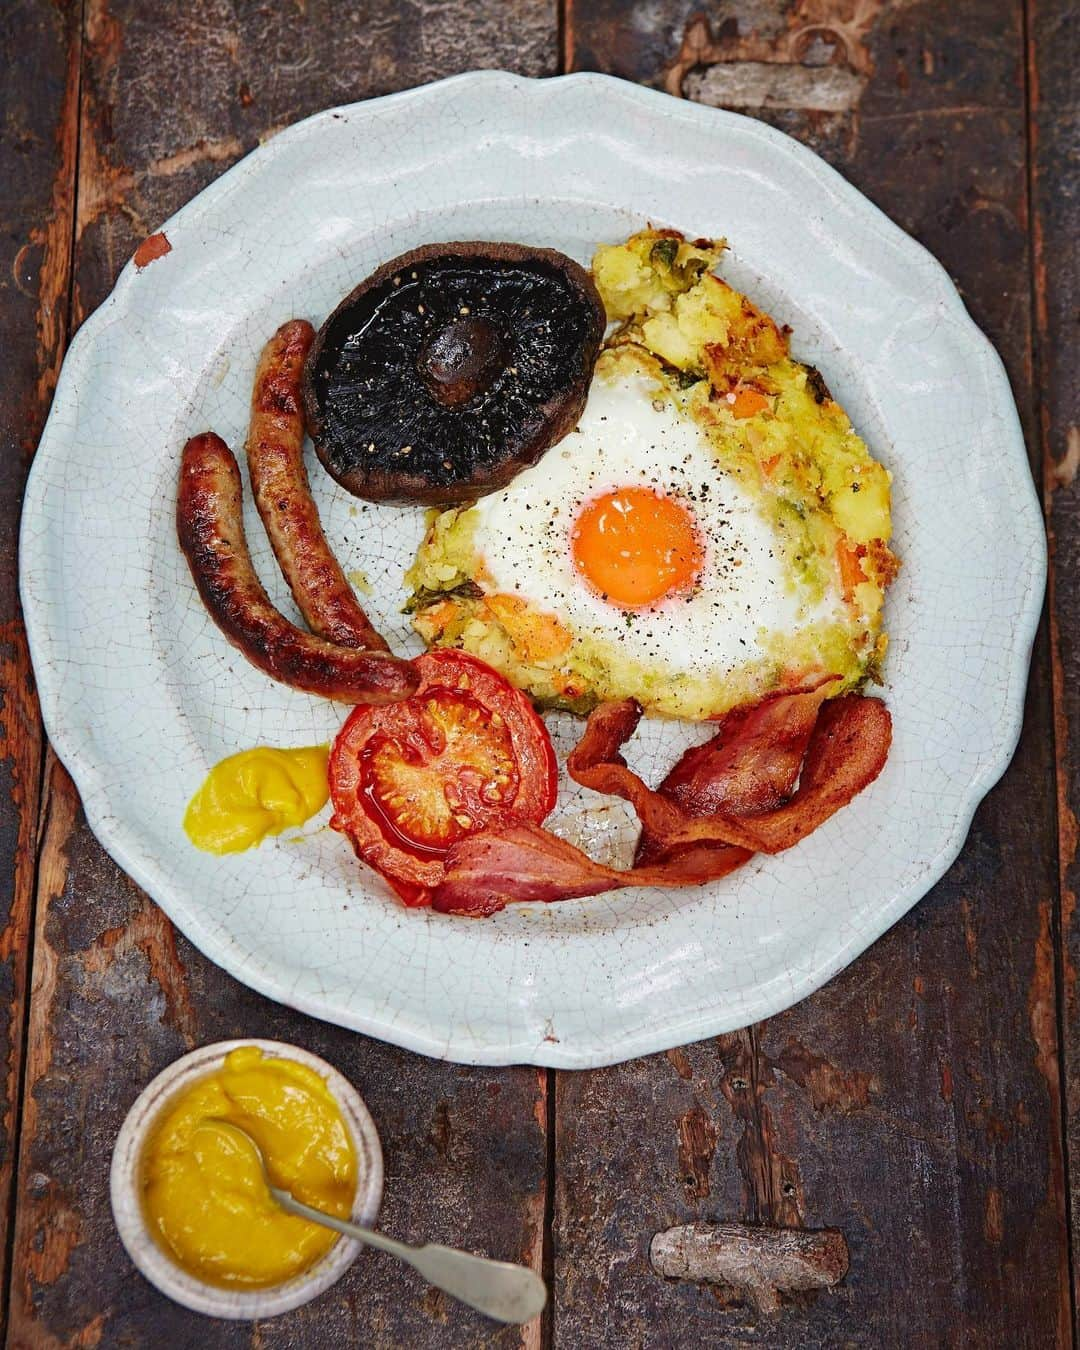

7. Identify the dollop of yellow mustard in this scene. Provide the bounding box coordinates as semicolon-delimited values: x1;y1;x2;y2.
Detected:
141;1047;357;1288
183;746;329;854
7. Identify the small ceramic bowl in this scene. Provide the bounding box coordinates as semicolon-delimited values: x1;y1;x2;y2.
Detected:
110;1038;383;1319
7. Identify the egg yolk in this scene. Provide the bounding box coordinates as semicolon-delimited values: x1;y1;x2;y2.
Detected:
572;487;704;607
140;1047;358;1289
184;746;329;854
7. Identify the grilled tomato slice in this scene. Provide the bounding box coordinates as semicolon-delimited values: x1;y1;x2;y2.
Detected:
329;650;558;904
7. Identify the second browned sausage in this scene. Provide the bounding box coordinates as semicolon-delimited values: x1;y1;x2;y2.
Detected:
247;318;390;652
178;432;418;704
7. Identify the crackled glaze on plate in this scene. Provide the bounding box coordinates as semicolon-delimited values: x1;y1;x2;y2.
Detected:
20;72;1045;1067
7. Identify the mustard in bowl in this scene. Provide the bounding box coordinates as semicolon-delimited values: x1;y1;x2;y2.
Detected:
110;1040;383;1319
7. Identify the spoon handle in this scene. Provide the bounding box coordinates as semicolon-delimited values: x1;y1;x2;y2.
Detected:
403;1243;548;1326
270;1187;412;1260
270;1187;547;1325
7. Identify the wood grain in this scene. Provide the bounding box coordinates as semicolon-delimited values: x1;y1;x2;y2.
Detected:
7;2;556;1346
72;0;559;313
1028;0;1080;1332
560;0;1071;1343
0;2;81;1335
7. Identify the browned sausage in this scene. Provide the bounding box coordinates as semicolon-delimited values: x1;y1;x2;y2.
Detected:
178;432;418;704
246;318;389;652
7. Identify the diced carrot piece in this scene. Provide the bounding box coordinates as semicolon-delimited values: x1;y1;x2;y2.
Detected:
424;600;460;633
760;453;782;478
730;386;770;419
836;539;868;602
486;594;573;663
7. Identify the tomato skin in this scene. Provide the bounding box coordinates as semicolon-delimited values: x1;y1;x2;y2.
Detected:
329;651;558;901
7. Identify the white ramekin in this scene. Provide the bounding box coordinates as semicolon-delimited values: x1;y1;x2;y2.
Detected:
110;1038;383;1319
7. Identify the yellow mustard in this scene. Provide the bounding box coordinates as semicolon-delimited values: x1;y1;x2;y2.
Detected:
141;1047;357;1288
183;746;329;854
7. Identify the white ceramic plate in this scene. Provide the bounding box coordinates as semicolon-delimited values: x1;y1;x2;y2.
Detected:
21;72;1045;1068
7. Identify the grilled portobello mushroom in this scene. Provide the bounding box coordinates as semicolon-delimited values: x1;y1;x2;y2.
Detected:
303;242;605;505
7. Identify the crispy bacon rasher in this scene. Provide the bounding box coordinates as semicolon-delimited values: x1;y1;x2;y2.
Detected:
430;686;891;917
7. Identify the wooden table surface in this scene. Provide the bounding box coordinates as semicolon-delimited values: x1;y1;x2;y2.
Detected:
2;1;1076;1345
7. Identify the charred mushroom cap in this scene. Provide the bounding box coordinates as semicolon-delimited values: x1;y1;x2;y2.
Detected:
302;242;606;505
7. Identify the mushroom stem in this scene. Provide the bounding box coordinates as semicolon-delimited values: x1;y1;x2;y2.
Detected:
419;316;508;407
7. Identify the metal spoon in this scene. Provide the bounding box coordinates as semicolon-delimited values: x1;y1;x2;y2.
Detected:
206;1121;547;1325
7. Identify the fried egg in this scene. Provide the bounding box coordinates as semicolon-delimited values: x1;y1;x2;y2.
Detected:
483;366;843;659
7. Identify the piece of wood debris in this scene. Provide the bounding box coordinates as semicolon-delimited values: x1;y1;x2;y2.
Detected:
650;1221;849;1315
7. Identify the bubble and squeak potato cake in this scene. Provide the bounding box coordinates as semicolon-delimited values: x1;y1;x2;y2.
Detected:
405;230;898;721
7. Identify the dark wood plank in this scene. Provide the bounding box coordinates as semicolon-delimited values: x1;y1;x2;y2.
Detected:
72;0;561;315
7;2;556;1346
560;1;1069;1343
0;1;81;1334
1028;0;1080;1332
